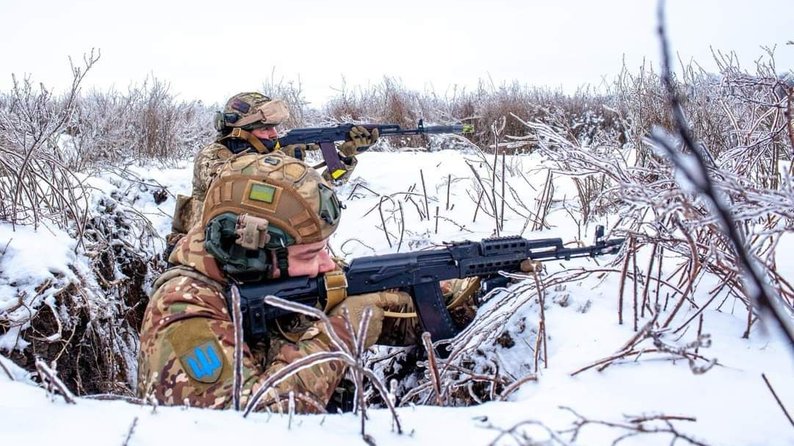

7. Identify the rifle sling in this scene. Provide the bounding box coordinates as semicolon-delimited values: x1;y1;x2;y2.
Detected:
219;128;270;154
277;270;348;343
323;270;348;311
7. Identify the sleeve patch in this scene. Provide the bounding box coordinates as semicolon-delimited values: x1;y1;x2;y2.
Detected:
167;318;228;384
180;341;223;383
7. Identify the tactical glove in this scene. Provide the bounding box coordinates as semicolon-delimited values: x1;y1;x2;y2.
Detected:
338;125;379;157
329;291;411;349
281;143;319;161
321;156;358;184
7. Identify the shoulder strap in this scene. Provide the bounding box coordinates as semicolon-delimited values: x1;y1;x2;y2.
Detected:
218;128;270;154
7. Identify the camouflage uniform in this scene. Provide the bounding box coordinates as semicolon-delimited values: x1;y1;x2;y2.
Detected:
138;226;353;412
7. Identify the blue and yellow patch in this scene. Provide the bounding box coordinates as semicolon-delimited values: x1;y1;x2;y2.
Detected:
180;341;223;383
166;318;228;385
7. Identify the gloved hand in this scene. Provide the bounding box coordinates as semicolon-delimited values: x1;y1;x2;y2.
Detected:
281;143;319;161
338;125;379;157
329;291;411;349
321;156;358;184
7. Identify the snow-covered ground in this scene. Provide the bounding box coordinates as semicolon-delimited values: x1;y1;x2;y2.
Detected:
1;149;792;445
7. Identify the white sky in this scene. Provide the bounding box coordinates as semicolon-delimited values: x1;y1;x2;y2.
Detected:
1;0;792;107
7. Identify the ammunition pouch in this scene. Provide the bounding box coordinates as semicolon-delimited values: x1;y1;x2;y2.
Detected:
172;194;195;234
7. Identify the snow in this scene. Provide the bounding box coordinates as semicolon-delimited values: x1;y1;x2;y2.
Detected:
0;224;81;350
0;223;77;287
1;149;793;445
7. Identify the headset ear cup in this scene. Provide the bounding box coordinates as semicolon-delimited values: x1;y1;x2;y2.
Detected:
214;111;226;132
204;213;273;281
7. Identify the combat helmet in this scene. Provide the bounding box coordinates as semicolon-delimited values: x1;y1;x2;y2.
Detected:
214;92;290;132
202;152;342;281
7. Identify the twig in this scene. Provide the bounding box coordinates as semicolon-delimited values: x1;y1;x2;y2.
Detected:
533;269;548;369
407;195;426;220
420;169;429;220
230;285;244;411
35;359;76;404
346;182;361;200
83;394;145;404
632;241;639;332
500;151;506;231
421;332;445;406
473;190;483;223
466;161;498;230
0;355;15;381
378;196;393;248
661;221;702;329
482;418;572;446
533;169;554;232
397;201;405;252
498;374;538;401
288;391;295;429
641;243;658;318
690;315;704;356
617;235;633;325
560;405;707;446
122;416;139;446
446;173;451;211
761;373;794;427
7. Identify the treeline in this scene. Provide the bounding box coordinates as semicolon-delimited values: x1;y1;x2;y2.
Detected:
1;49;791;229
2;50;791;172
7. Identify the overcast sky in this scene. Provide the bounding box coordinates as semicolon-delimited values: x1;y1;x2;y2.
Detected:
1;0;791;107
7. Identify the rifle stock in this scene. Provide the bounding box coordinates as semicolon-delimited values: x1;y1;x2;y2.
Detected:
233;226;624;345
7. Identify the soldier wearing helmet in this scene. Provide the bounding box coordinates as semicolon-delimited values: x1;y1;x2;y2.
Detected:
138;152;408;412
170;92;378;243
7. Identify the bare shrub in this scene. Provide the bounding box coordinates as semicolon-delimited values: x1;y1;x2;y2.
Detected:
318;76;629;153
0;51;99;232
67;77;214;167
1;78;213;173
520;48;794;341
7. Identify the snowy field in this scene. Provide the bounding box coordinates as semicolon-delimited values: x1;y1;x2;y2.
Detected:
1;149;793;445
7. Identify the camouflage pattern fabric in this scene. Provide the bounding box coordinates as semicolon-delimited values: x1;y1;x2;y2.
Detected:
166;142;234;236
138;226;352;412
193;142;234;207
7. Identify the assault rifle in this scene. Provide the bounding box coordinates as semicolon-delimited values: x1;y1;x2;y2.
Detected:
277;119;473;180
233;226;624;345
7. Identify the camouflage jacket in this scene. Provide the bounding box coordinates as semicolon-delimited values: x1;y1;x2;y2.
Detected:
137;226;352;413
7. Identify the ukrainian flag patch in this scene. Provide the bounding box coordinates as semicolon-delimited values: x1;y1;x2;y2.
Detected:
179;340;224;384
